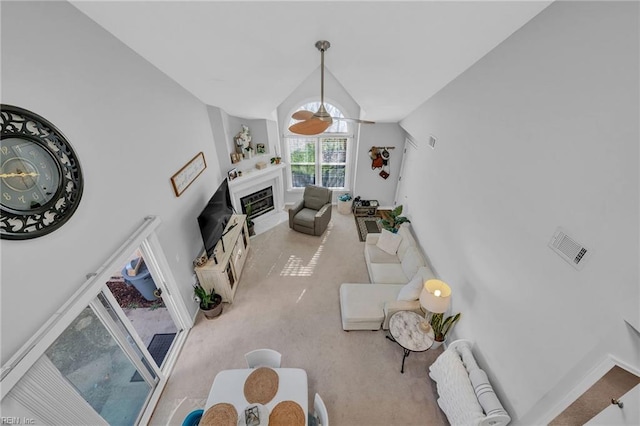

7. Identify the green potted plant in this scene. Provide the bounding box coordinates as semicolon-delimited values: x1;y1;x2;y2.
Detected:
430;312;461;348
380;205;411;233
193;282;223;319
244;145;254;159
245;203;255;236
270;156;281;165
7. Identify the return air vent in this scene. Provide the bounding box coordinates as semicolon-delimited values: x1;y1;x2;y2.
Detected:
548;227;590;270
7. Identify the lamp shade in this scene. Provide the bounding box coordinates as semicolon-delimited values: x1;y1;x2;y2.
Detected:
419;279;451;314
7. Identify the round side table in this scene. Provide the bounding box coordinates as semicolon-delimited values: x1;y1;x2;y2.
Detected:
386;311;434;373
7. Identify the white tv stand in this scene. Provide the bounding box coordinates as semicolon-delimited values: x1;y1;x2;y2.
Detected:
195;214;250;303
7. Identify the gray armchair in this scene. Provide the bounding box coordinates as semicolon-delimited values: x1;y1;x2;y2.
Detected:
289;185;332;236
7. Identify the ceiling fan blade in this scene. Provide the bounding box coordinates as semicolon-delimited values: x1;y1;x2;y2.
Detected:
292;110;315;121
333;117;376;124
288;118;332;135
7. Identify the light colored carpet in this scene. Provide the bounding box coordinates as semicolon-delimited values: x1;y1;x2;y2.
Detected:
150;207;448;426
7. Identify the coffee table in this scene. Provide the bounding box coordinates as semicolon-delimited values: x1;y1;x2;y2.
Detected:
386;310;434;373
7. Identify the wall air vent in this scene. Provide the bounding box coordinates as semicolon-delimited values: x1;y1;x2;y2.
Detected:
428;135;437;149
548;227;590;270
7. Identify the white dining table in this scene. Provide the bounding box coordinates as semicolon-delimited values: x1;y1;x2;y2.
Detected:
204;368;308;425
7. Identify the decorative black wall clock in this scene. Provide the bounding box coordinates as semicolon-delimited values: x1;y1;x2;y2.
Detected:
0;105;83;240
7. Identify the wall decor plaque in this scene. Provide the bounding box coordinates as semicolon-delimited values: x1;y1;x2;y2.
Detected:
171;151;206;197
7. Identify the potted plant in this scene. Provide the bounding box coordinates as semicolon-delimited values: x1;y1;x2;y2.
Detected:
270;156;281;165
380;205;411;233
193;282;223;319
244;146;254;159
430;312;461;348
245;203;255;236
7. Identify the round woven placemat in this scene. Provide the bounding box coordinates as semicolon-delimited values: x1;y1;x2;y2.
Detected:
200;402;238;426
243;367;279;404
269;400;305;426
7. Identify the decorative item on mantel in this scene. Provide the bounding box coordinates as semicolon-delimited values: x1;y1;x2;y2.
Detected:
256;161;267;170
234;124;252;154
270;156;282;165
244;145;254;159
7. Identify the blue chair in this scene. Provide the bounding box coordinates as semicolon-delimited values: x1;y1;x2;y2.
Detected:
182;409;203;426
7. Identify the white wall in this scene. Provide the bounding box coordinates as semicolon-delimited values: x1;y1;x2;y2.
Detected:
400;1;639;423
354;123;406;206
0;1;224;363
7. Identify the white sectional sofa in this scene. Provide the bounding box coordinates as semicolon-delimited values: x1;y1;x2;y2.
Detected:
339;224;436;331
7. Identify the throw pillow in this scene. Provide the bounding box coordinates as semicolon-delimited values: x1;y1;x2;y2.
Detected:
376;229;403;255
397;271;424;301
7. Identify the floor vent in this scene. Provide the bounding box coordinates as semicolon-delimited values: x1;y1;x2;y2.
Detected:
549;227;590;270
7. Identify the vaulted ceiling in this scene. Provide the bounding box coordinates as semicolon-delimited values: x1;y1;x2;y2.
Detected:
71;1;553;122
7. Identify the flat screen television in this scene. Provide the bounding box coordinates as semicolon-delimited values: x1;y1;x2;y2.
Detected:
198;179;234;258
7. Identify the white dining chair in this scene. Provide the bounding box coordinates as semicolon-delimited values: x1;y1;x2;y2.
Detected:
314;393;329;426
244;348;282;368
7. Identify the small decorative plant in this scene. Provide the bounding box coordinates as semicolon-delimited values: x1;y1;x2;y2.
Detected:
193;283;218;310
270;156;281;164
245;203;255;236
430;312;461;342
380;205;410;233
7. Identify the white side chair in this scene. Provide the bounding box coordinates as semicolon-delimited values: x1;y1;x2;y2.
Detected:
314;393;329;426
244;348;282;368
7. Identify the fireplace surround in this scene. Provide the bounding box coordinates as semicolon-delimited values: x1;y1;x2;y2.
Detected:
227;163;285;225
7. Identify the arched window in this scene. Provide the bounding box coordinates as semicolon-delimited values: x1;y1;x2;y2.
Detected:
285;102;352;189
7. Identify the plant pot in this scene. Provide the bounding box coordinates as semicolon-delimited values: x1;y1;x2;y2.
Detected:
431;339;445;350
201;295;223;319
248;223;255;236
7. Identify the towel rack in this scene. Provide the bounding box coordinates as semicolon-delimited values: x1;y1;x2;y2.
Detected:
370;146;395;150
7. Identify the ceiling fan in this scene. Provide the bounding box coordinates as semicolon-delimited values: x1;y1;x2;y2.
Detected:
288;40;375;136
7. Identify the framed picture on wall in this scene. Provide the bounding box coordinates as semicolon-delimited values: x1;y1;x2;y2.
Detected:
228;168;238;181
170;151;207;197
256;143;266;154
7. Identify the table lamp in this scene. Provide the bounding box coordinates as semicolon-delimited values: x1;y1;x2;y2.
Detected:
418;279;451;333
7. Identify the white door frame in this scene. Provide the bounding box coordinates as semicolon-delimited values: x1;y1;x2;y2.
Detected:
1;215;192;424
539;355;640;425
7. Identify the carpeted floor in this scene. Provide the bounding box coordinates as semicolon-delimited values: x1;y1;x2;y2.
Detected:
150;207;448;426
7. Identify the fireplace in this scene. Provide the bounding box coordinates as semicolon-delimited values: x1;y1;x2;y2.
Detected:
227;163;285;227
240;187;274;220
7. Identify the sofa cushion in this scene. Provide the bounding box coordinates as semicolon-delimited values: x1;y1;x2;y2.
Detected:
292;208;318;228
340;283;404;325
366;243;402;264
396;225;417;260
397;271;424;301
303;185;330;210
400;246;425;280
369;263;409;284
376;229;403;255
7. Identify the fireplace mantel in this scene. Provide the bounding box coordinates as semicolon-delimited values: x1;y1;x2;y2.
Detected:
228;163;285;224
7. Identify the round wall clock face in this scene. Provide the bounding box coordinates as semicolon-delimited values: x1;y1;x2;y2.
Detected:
1;105;83;240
